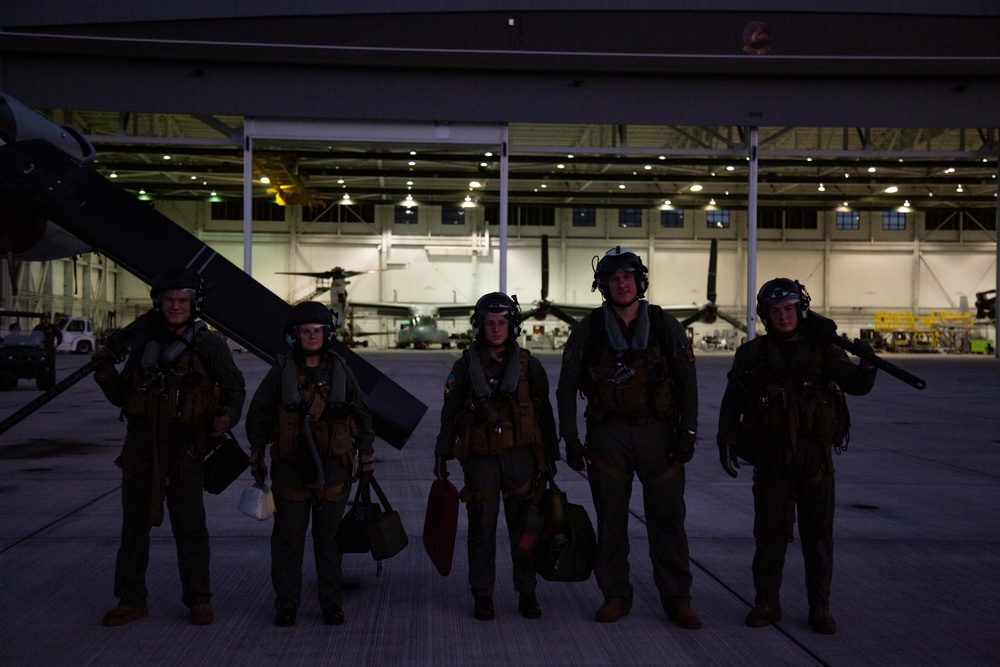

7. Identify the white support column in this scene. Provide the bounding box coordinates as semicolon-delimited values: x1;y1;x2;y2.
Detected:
746;127;759;339
499;126;509;293
242;123;254;275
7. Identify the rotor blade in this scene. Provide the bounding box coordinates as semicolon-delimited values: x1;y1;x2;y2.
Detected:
706;239;718;306
679;308;710;329
521;307;540;321
715;309;748;333
540;234;549;301
548;305;580;327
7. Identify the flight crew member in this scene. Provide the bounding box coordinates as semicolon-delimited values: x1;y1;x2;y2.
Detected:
246;301;375;628
556;247;702;629
434;292;559;621
93;267;246;627
34;311;62;385
717;278;877;635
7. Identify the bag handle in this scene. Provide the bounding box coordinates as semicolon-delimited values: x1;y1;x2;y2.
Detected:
367;474;394;514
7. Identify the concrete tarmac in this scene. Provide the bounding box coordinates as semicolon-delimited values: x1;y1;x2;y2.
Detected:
1;348;998;666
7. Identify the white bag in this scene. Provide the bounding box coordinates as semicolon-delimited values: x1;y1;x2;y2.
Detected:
238;483;275;521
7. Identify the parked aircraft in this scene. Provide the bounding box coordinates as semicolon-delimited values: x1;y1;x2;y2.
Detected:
278;266;474;348
520;235;747;333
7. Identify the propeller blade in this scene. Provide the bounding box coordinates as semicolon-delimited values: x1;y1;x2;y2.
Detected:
521;307;540;321
540;234;550;302
706;239;718;306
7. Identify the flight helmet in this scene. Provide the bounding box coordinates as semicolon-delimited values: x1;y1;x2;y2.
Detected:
591;246;649;300
284;301;337;349
756;278;811;332
470;292;522;341
150;266;204;315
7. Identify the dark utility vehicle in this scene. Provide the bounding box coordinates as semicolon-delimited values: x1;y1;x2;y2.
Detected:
0;331;53;390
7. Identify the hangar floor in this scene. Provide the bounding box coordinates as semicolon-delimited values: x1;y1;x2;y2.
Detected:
1;350;998;666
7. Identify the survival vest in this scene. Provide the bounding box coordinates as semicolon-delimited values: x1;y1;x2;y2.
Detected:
737;336;850;472
452;347;545;467
271;353;358;462
124;326;219;453
579;304;674;426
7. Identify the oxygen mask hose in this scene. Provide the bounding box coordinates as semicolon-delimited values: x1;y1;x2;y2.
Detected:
301;412;325;489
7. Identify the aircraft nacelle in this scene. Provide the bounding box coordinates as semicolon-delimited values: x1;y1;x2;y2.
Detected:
0;93;95;288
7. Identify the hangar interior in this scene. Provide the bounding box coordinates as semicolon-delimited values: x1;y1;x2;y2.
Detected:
1;4;997;351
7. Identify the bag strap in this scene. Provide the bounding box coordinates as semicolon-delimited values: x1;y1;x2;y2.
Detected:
353;474;372;505
367;475;393;513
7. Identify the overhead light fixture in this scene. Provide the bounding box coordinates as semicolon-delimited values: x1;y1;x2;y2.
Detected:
342;193;351;201
868;167;877;173
337;179;345;184
644;165;652;170
409;150;417;156
843;202;849;207
659;155;666;160
557;164;565;169
618;184;625;190
903;200;910;207
664;199;672;206
818;183;826;192
885;186;899;193
469;181;482;188
540;183;548;189
567;154;574;159
406;180;413;186
162;155;171;161
726;166;734;171
945;167;955;173
259;176;270;184
408;161;416;166
190;175;197;180
110;172;117;178
709;198;716;205
806;157;813;162
210;191;217;196
956;184;963;192
480;162;488;167
484;152;493;157
690;184;703;192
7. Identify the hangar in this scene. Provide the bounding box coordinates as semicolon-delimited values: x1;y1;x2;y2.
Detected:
1;2;998;351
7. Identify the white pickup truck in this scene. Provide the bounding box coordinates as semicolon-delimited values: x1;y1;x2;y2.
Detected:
56;316;97;354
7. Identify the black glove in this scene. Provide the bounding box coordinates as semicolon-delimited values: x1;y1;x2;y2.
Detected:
718;441;739;478
853;339;878;366
359;454;374;478
675;429;696;465
249;451;268;486
92;345;118;370
564;436;587;472
807;314;839;342
434;455;449;480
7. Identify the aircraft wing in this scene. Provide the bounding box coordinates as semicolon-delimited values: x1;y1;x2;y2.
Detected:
435;304;476;320
0;138;427;448
348;302;413;319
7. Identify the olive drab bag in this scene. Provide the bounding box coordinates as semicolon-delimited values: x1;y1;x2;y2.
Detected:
365;474;409;561
203;431;250;494
534;503;596;582
336;477;381;554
